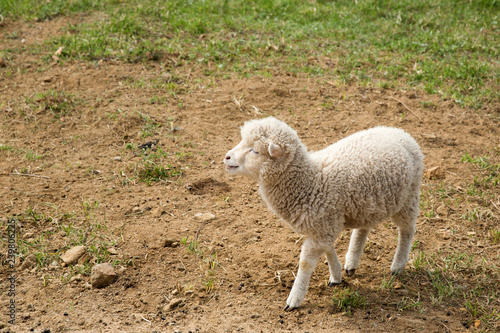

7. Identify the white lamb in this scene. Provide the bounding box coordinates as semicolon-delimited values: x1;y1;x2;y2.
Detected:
224;117;424;310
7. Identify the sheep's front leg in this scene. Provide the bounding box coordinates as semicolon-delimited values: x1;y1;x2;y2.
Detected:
344;228;370;276
285;238;324;311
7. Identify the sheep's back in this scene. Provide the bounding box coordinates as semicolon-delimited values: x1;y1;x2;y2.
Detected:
312;127;423;227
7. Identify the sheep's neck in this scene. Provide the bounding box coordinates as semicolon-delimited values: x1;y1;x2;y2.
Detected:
259;152;320;233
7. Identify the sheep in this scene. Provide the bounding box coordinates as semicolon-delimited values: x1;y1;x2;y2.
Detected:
223;117;424;310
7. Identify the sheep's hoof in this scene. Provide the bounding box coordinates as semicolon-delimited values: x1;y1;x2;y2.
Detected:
284;305;297;312
327;281;341;287
346;269;356;277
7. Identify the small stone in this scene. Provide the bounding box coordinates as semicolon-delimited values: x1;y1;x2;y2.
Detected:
194;212;216;222
42;76;52;83
114;156;122;161
425;166;444;179
163;240;179;248
163;298;183;312
152;207;165;218
393;282;402;289
171;289;179;295
91;263;117;288
107;247;118;255
20;255;37;270
436;205;449;217
61;246;86;265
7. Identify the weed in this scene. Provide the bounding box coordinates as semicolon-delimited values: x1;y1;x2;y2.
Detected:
24;149;43;160
332;287;366;314
490;229;500;244
26;90;79;119
395;296;423;313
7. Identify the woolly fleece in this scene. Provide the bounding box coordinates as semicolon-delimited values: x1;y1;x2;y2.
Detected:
224;117;424;310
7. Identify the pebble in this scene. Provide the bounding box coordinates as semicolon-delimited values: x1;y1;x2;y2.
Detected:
152;207;165;217
60;246;86;265
91;263;117;288
194;212;216;222
436;205;449;217
163;240;180;248
107;247;118;255
163;298;183;312
20;255;37;270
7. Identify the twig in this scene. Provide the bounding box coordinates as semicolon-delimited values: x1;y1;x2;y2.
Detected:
140;315;151;324
437;319;451;333
10;171;51;179
389;96;421;120
491;200;500;213
485;244;500;250
295;235;304;244
233;96;242;108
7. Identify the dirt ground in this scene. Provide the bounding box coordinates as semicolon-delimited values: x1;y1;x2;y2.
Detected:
1;18;500;333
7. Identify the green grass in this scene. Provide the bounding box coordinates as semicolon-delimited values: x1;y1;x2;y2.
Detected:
1;0;498;109
24;90;80;119
332;287;366;314
9;200;119;273
125;145;183;184
409;250;500;328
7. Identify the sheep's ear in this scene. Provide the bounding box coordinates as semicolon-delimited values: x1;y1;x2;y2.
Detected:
268;142;283;158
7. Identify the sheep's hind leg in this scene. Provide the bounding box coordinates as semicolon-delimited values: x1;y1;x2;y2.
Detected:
344;228;370;277
285;238;324;311
325;245;342;286
390;206;417;274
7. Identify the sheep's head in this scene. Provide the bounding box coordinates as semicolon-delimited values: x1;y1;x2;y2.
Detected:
224;117;303;181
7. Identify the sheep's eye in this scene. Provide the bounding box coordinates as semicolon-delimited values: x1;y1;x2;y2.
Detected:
249;148;259;154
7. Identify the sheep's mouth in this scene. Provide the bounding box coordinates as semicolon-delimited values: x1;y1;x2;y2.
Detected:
225;165;239;171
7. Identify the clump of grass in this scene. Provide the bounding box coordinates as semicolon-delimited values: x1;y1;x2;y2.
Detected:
126;145;182;184
25;90;79;119
490;229;500;244
332;287;366;314
136;162;181;184
24;149;44;160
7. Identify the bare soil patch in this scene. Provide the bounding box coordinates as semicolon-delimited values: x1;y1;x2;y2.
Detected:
1;19;499;333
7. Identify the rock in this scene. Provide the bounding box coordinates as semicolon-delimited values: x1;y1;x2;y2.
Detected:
393;282;402;289
163;298;183;312
152;207;164;218
425;166;444;179
91;263;117;288
20;255;37;270
163;239;179;248
60;246;86;265
107;247;118;255
436;205;449;217
114;156;122;161
194;212;216;222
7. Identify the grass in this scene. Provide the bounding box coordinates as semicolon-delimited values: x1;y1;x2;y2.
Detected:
126;145;183;184
7;200;121;275
408;249;500;328
23;90;80;120
332;287;366;314
1;0;498;109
